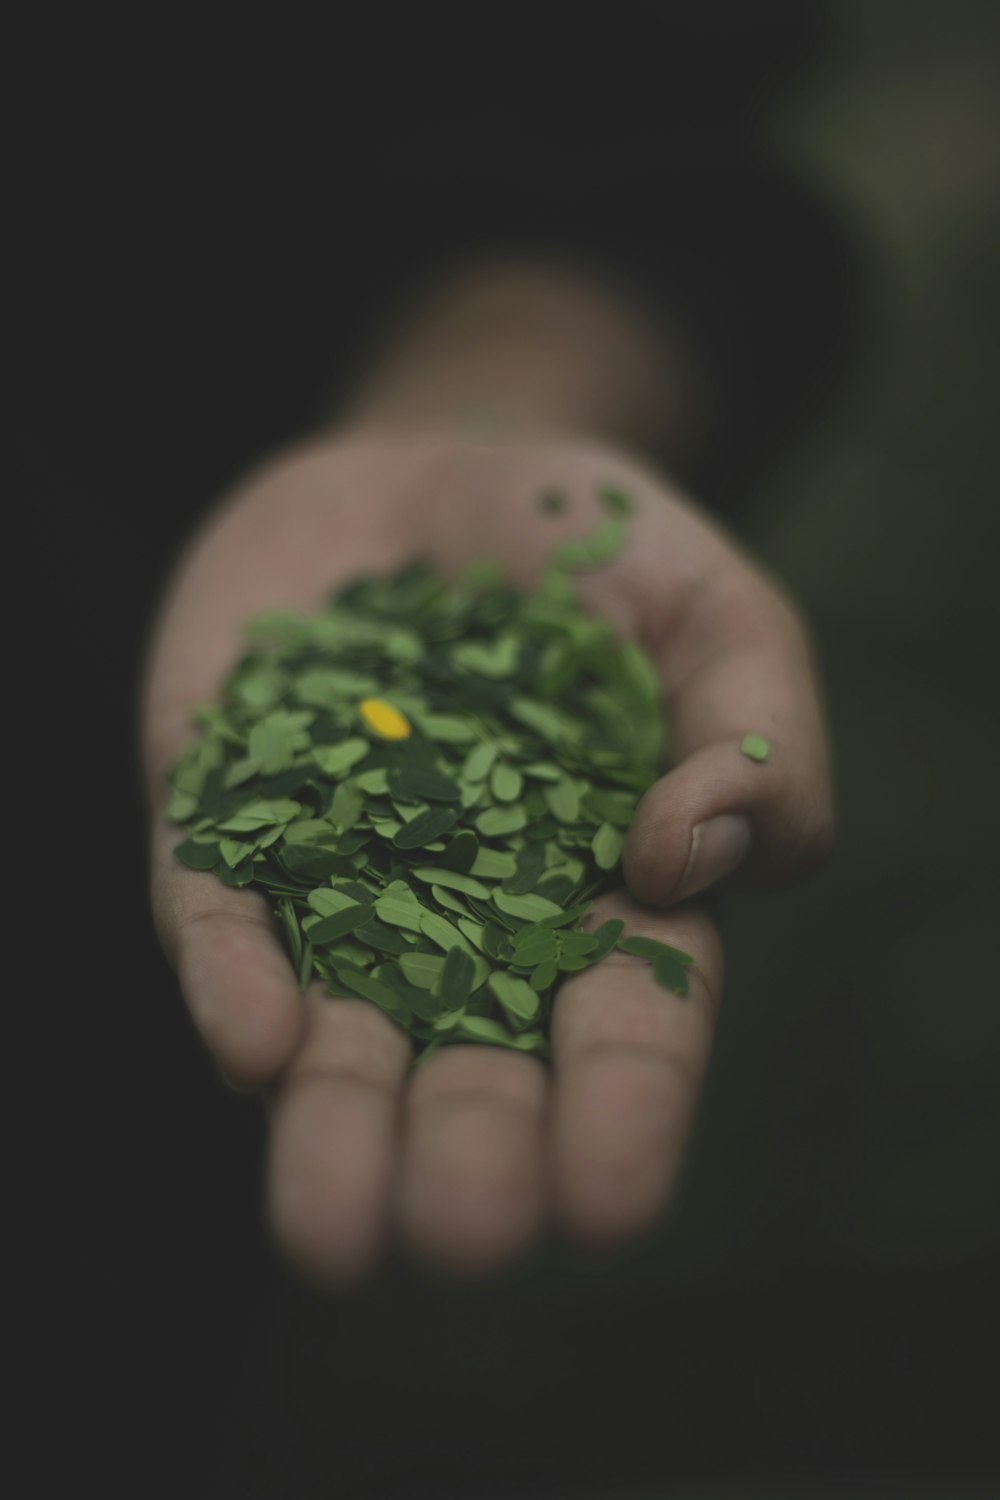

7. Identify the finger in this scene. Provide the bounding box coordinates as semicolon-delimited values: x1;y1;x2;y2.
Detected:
266;987;412;1286
396;1042;548;1275
548;891;722;1248
624;559;835;906
151;826;308;1087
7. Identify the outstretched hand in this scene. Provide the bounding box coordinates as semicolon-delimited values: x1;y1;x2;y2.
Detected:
142;429;833;1281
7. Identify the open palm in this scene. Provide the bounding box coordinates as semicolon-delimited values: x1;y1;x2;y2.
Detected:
142;428;833;1280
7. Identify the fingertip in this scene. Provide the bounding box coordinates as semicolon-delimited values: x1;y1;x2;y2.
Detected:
550;1046;692;1247
397;1047;548;1277
266;1078;391;1287
672;812;752;903
176;913;308;1086
210;992;308;1089
623;733;839;904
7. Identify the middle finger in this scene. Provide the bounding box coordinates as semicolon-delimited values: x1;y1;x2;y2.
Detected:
397;1043;548;1273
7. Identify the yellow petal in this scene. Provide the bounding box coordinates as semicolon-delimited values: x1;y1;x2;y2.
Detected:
359;697;411;740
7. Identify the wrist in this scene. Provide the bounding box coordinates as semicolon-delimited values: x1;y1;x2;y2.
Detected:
326;255;696;455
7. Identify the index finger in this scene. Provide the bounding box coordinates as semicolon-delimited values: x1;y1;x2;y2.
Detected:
148;814;309;1087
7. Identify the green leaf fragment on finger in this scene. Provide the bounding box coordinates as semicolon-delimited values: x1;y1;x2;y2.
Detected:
740;733;771;763
591;822;625;869
616;935;694;965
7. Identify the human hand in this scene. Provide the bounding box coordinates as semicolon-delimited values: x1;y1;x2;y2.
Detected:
142;429;833;1281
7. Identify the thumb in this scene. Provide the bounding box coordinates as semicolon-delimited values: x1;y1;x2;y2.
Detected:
623;577;835;908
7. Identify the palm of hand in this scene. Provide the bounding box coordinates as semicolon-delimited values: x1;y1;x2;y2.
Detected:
143;428;830;1280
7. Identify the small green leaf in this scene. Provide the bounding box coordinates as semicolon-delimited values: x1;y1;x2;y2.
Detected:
217;797;301;832
433;1008;467;1033
460;780;487;810
456;1015;515;1046
420;910;477;956
281;845;356;879
399;951;445;990
510;926;559;968
582;788;636;826
651;952;690;995
438;948;475;1009
533;874;575;904
307;886;362;918
431;885;471;918
501;843;546;895
249;711;314;774
354;767;390;796
519;761;563;782
410;867;491;899
493;889;564;923
173;838;219;870
507;1031;550;1057
283;817;335;843
470;848;518;881
456;917;487;952
369;817;403;839
461;742;498;782
482;921;513;960
415;713;478;743
529;958;558;991
222;756;260;790
451;635;520;678
391;807;460;848
740;733;771;763
329;780;364;831
313;738;370;776
490;763;523;802
586;919;625;961
307;905;375;945
327;963;401;1012
535;900;593;930
357;919;416;956
509;698;580;744
230;664;287;710
337;828;372;855
374;891;425;933
475;805;527;838
389;765;463;803
591;822;625;870
439;830;479;873
220;837;256;868
544;777;580;824
559;930;598;958
487;971;540;1027
295;666;379;704
617;640;660;707
166;789;199;821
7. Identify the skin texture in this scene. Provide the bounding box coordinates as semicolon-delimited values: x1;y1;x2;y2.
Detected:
142;427;834;1284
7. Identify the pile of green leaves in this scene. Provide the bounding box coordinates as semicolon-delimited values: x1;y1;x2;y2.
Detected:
167;486;693;1063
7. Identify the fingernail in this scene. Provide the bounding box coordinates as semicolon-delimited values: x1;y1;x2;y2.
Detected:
674;814;751;901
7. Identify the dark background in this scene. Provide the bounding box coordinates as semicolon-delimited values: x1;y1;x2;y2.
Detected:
18;3;999;1496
